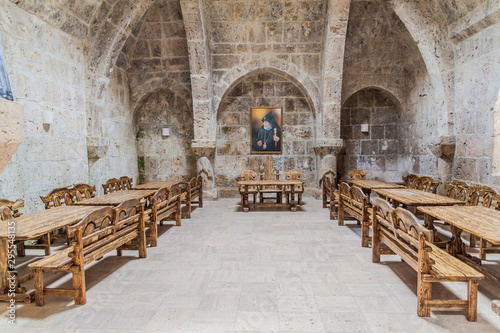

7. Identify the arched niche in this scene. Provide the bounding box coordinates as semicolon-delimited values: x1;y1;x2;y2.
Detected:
339;87;403;182
134;88;196;183
215;68;317;192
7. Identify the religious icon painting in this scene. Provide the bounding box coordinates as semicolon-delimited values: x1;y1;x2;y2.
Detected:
250;106;283;155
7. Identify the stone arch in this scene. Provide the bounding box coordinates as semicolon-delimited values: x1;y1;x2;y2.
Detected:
215;67;318;191
390;0;455;137
339;86;403;182
213;61;321;140
133;86;195;183
342;86;404;114
131;76;192;112
342;85;405;112
85;0;154;137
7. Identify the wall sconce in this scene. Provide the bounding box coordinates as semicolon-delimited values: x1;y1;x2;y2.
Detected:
42;110;53;125
361;123;369;133
162;127;170;137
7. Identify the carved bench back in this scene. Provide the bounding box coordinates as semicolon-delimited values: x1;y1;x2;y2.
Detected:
103;176;133;194
403;174;418;188
40;187;74;209
416;176;440;193
348;169;366;180
119;176;133;190
0;198;23;220
73;184;96;202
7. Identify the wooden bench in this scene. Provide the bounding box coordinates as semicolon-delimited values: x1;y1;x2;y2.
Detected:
284;170;304;205
239;170;259;205
28;200;147;305
371;198;484;321
73;184;97;202
183;176;203;218
338;183;371;247
321;176;338;220
145;187;181;247
0;198;29;256
102;176;133;194
259;156;283;203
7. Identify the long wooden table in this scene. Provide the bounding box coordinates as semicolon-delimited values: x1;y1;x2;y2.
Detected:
0;205;107;302
72;190;157;206
237;179;302;212
418;206;500;262
131;181;182;190
373;188;465;207
349;179;404;196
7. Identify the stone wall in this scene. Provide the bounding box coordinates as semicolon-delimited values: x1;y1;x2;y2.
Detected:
342;0;424;104
454;24;500;186
0;0;88;213
206;0;326;99
216;70;315;194
135;89;196;183
89;67;138;194
339;88;401;182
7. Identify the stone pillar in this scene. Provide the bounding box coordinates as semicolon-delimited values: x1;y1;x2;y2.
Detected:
428;135;455;195
313;140;344;196
0;98;24;175
192;140;217;200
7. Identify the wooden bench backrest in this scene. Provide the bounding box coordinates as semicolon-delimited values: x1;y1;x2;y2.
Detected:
151;187;180;222
348;169;366;180
403;174;418;188
415;176;440;193
261;156;280;180
73;184;96;202
240;170;258;190
339;183;368;220
40;187;74;209
67;200;143;266
119;176;133;190
188;176;203;196
285;170;303;190
0;198;24;220
103;176;133;194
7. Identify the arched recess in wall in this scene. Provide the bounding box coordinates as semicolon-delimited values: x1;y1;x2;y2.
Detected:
339;87;403;182
134;88;196;184
215;68;317;190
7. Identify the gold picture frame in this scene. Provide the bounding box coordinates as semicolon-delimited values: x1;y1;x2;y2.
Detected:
250;107;283;155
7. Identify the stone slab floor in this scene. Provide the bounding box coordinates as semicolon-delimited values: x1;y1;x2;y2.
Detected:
2;198;500;332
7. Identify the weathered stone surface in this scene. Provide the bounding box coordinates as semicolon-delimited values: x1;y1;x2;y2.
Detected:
0;99;24;175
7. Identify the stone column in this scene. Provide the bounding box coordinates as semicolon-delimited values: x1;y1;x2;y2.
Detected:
428;135;455;195
313;140;344;196
192;140;217;200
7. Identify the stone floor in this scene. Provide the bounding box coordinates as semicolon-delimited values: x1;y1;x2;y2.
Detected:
2;198;500;332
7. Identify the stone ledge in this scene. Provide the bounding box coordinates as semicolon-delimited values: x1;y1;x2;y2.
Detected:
428;136;456;158
0;98;24;175
192;140;216;157
313;139;344;157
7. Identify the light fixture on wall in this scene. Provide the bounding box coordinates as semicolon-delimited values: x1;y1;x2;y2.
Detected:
361;123;369;133
162;127;170;137
42;110;54;125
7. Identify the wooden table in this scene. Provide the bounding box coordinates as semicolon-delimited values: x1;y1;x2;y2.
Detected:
72;190;157;206
373;188;465;208
418;206;500;262
237;179;302;212
0;205;107;302
131;181;182;190
349;179;404;196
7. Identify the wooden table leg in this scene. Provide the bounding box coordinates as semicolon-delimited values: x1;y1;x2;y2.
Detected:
423;213;443;244
0;239;8;294
290;185;297;212
447;226;481;264
243;185;250;212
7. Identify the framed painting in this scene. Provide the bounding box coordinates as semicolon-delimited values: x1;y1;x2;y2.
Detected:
250;106;283;155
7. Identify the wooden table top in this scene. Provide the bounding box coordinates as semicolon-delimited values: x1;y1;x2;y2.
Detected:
373;188;465;206
73;190;157;206
132;181;182;190
349;179;405;190
0;205;107;240
418;206;500;245
237;179;303;186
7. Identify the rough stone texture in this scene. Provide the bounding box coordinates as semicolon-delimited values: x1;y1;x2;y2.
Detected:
339;88;401;182
216;70;316;192
455;23;500;185
0;98;24;174
343;0;425;105
89;67;139;195
0;0;89;213
135;89;196;183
